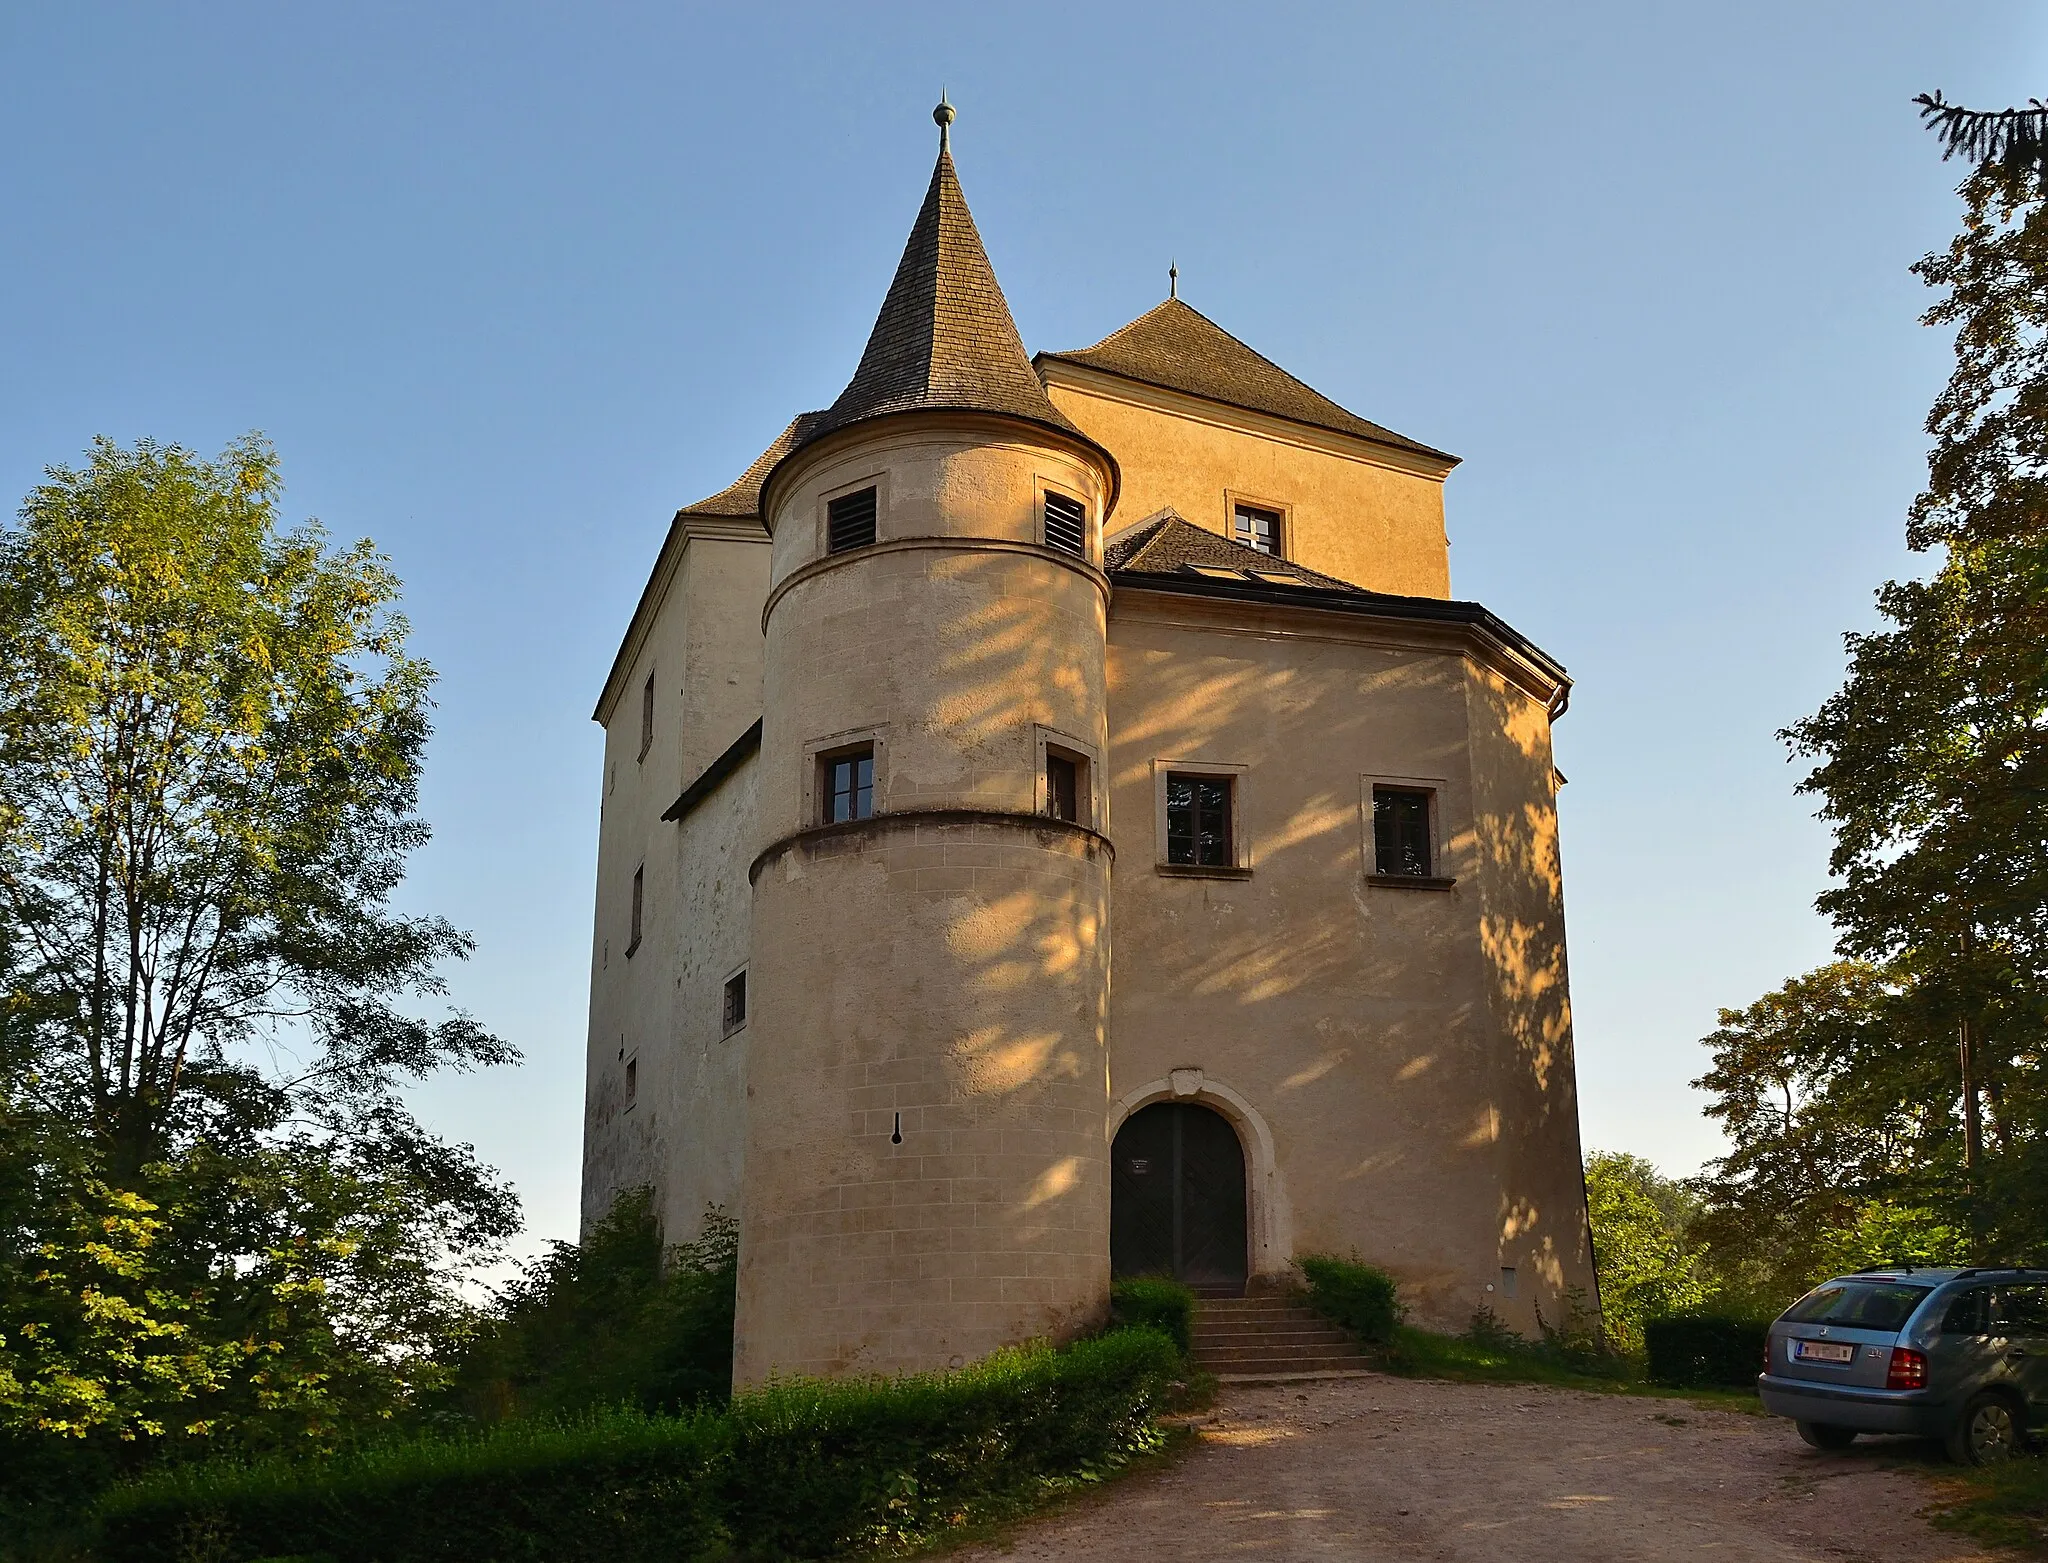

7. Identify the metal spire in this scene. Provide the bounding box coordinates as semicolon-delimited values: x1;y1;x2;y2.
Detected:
934;89;955;154
1169;259;1178;300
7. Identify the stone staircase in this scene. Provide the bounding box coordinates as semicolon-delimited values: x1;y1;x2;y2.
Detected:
1189;1291;1376;1383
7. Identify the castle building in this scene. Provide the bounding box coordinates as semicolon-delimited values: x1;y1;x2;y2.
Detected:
583;104;1595;1384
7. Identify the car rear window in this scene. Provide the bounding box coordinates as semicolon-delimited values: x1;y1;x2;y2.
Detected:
1784;1280;1933;1331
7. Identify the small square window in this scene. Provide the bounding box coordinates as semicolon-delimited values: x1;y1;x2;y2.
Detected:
639;671;655;761
821;746;875;824
1043;491;1087;557
827;486;877;553
1166;773;1234;866
1233;503;1281;555
627;865;644;955
1046;751;1081;823
1373;788;1433;877
722;970;748;1036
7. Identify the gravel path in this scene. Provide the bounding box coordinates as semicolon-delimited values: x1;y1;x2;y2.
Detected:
957;1375;1997;1561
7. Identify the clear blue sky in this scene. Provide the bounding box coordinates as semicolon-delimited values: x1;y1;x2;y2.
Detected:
4;3;2042;1258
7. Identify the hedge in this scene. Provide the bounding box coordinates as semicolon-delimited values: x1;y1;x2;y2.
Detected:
1296;1254;1404;1343
1109;1277;1196;1355
1644;1315;1768;1388
93;1329;1180;1563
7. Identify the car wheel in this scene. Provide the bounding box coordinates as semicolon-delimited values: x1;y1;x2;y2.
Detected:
1945;1392;2020;1466
1796;1421;1857;1450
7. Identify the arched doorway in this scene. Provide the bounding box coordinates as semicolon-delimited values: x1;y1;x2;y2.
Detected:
1110;1101;1248;1292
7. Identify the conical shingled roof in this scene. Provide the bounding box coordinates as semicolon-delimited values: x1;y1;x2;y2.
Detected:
799;146;1091;449
1039;298;1455;464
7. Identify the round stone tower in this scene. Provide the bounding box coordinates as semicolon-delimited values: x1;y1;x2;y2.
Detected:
733;104;1121;1383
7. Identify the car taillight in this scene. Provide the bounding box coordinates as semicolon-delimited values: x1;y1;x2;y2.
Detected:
1763;1336;1774;1371
1886;1347;1927;1390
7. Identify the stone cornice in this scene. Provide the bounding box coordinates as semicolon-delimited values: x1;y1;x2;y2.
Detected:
1041;359;1457;484
761;535;1110;635
749;808;1114;886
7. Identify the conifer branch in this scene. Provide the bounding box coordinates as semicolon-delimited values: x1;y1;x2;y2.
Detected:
1916;91;2048;187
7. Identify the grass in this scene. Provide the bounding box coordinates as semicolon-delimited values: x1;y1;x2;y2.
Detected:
1923;1448;2048;1554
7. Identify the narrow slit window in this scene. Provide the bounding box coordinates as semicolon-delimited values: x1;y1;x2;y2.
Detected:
822;747;875;824
639;671;655;761
624;1055;638;1106
1232;503;1282;555
1166;773;1234;866
1043;491;1087;557
1046;751;1080;823
1373;788;1433;877
827;486;878;553
722;970;748;1036
627;865;644;955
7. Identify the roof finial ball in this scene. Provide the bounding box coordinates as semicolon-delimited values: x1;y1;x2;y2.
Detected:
934;90;956;153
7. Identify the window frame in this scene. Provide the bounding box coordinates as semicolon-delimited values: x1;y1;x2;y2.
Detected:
638;670;655;762
626;864;645;955
1361;774;1455;890
803;726;889;827
624;1052;638;1109
721;967;749;1038
1152;758;1250;878
1039;481;1091;562
820;472;887;556
1034;726;1101;828
1225;491;1290;558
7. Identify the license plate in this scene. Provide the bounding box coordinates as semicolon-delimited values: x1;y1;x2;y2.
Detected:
1793;1340;1856;1364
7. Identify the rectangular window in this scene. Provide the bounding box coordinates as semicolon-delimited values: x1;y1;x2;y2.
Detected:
822;747;875;823
1499;1266;1518;1299
625;1055;638;1106
639;671;655;761
1046;751;1080;823
627;865;644;955
1373;787;1433;877
827;486;878;552
1043;491;1087;557
1166;773;1234;866
1233;503;1281;555
722;970;748;1036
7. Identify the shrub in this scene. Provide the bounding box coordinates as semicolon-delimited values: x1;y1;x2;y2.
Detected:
1295;1254;1404;1342
1644;1315;1767;1388
431;1190;738;1424
93;1329;1181;1563
1109;1276;1196;1354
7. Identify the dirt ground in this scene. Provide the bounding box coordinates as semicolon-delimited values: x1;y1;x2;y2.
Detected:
957;1374;2001;1562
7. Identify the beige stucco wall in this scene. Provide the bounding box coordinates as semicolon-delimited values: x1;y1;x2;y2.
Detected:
1102;588;1593;1333
1044;369;1455;599
735;418;1118;1382
581;528;770;1242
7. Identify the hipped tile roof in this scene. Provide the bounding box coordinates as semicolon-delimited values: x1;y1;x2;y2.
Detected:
677;413;825;518
1105;509;1360;590
1040;299;1454;464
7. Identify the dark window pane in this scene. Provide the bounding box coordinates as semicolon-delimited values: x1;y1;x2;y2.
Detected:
1373;788;1432;876
723;971;747;1032
1942;1288;1988;1335
1233;504;1281;555
1047;753;1079;822
1783;1281;1932;1331
824;748;875;823
1993;1285;2048;1334
1166;772;1232;866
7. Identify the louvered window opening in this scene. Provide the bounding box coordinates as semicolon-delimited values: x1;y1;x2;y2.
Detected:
1043;491;1087;557
828;487;878;552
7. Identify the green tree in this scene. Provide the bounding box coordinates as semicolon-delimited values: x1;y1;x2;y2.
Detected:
1694;115;2048;1283
1583;1152;1709;1353
0;436;517;1493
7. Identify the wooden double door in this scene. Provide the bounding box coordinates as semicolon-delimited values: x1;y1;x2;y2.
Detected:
1109;1102;1249;1292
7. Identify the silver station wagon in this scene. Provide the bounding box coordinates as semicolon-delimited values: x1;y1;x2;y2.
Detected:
1760;1267;2048;1464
